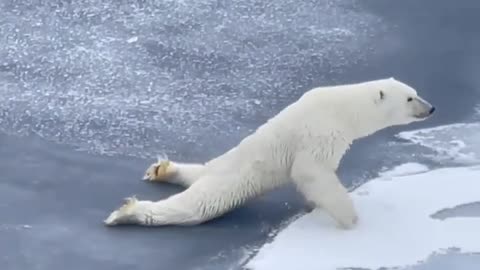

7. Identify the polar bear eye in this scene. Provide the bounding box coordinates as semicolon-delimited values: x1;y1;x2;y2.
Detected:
407;97;413;102
379;90;385;100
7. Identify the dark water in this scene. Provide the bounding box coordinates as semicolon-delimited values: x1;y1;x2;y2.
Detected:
1;0;480;269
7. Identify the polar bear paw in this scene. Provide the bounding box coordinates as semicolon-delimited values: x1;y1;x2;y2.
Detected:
103;196;139;226
142;156;177;182
336;213;359;230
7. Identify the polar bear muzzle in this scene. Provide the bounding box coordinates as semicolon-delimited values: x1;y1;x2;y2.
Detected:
412;96;435;119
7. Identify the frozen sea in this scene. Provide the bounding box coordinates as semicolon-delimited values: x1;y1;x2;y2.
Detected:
1;0;479;269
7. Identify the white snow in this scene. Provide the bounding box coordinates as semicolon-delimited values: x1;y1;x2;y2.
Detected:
247;122;480;270
247;165;480;270
397;123;480;164
126;36;138;43
378;162;429;178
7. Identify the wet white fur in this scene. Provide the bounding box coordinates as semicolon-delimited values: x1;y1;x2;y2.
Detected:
104;78;433;228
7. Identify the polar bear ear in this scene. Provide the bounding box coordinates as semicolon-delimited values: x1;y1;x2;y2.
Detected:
379;90;385;100
374;90;385;105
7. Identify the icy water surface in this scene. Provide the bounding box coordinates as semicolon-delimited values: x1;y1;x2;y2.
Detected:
1;0;480;269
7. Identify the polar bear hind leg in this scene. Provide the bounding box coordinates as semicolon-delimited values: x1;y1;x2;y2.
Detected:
103;193;205;226
104;172;252;226
143;156;206;188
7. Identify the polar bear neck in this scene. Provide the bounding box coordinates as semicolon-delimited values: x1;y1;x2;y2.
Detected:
292;85;389;141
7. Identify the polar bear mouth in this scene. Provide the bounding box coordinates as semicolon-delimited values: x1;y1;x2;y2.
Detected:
414;106;436;119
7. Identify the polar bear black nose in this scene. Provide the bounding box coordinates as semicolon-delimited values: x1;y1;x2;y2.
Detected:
429;106;436;114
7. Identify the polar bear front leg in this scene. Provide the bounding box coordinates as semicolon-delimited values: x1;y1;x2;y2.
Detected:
290;152;358;230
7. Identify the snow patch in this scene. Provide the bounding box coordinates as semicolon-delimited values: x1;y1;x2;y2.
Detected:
397;123;480;165
247;165;480;270
379;162;429;178
126;36;138;43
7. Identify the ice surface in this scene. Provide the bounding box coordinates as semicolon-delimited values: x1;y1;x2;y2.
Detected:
397;123;480;165
247;164;480;270
0;0;384;160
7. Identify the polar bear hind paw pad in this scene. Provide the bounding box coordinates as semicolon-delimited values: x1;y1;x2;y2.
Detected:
142;159;176;181
120;196;138;210
103;196;138;226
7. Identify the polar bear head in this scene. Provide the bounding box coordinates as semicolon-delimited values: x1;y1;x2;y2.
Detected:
371;77;435;127
333;77;435;138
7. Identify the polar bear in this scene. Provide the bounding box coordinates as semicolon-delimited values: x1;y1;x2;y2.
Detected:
104;78;435;229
